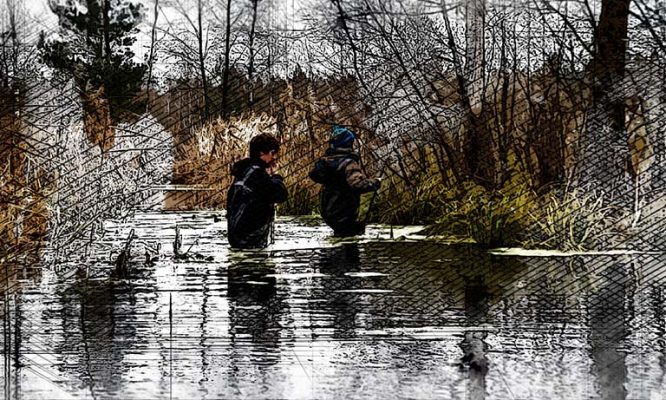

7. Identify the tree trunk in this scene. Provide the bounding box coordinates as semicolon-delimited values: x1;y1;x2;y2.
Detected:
462;0;499;189
465;0;484;117
580;0;631;198
146;0;159;91
221;0;232;117
102;0;112;65
248;0;258;107
198;0;209;120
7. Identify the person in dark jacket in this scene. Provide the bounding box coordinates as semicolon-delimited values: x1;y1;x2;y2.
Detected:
227;133;288;249
309;125;381;237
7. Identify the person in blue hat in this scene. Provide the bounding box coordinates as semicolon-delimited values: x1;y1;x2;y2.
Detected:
309;125;381;237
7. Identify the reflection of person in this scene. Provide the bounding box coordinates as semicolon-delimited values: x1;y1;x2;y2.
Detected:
227;265;281;346
226;134;288;249
316;244;363;338
227;255;286;385
309;125;381;237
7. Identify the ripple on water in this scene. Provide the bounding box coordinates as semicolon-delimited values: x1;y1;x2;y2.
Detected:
5;211;665;399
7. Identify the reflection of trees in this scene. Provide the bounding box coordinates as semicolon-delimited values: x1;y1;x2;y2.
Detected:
588;260;631;400
651;284;666;389
54;277;141;398
2;289;24;400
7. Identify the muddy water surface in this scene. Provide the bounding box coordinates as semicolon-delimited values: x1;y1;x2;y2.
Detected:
1;211;666;399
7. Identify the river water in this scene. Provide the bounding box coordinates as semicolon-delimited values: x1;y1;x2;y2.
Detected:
1;211;665;399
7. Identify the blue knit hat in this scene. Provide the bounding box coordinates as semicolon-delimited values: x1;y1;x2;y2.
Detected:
330;125;356;148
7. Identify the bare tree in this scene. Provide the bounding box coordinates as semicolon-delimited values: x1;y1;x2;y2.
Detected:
465;0;485;116
0;0;19;88
146;0;160;92
247;0;261;107
163;0;212;120
221;0;232;116
197;0;210;119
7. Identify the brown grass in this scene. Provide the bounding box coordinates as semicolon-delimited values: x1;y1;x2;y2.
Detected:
82;85;114;152
0;107;50;264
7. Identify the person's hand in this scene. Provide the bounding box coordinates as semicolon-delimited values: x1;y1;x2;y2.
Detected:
372;177;382;190
267;162;278;176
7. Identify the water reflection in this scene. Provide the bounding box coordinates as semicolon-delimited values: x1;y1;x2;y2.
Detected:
7;212;666;399
1;264;45;400
55;277;138;398
3;293;23;400
43;255;163;400
588;258;632;400
226;251;287;397
316;244;363;339
460;276;489;400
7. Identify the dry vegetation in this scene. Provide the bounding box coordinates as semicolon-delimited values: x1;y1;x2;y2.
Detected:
1;81;173;265
149;63;660;250
3;0;665;261
0;97;49;264
2;63;659;259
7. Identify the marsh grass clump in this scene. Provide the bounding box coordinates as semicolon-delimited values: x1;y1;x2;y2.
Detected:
420;175;537;247
280;183;319;216
370;149;537;247
522;188;620;251
457;181;536;247
0;174;50;263
1;104;51;264
370;171;446;226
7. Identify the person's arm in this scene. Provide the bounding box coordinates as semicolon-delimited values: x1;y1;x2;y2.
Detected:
308;159;327;184
343;159;380;194
268;174;288;203
252;170;288;204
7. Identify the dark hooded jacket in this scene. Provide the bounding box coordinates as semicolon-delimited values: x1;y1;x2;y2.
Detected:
227;158;288;248
309;147;380;236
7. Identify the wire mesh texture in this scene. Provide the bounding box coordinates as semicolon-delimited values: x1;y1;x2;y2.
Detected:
2;0;666;399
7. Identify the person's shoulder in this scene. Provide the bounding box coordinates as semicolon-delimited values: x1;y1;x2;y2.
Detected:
231;158;254;176
338;148;360;160
341;152;360;165
327;147;358;159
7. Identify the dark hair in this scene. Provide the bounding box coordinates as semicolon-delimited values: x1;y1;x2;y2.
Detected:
249;133;280;159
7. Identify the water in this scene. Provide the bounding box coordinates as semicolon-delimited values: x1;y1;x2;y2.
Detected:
1;211;666;399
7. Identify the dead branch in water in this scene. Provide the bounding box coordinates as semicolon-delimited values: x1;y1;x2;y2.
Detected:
114;229;135;277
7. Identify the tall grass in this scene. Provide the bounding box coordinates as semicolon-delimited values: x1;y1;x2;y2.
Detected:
170;112;325;212
1;108;49;264
368;149;538;247
371;171;446;226
522;188;620;251
280;183;319;216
